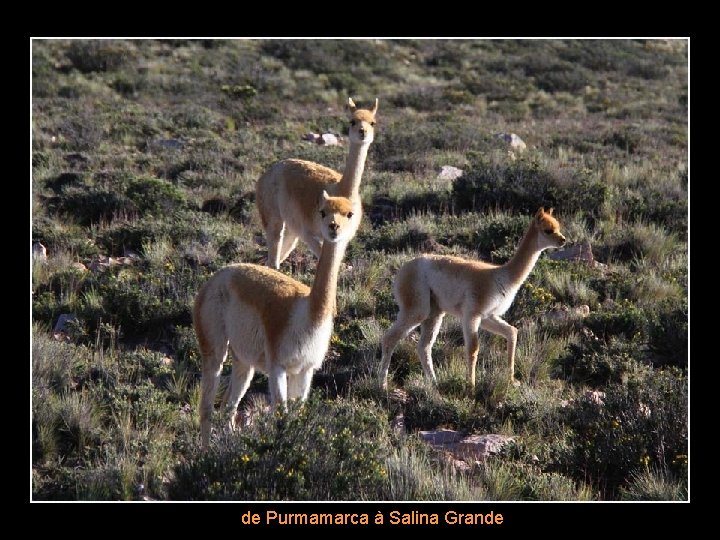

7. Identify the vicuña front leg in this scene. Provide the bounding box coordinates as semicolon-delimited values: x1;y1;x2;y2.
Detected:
288;368;315;401
462;314;482;390
480;315;519;385
268;363;288;407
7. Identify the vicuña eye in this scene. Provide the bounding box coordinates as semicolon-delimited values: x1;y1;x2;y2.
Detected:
347;212;354;218
370;121;376;126
320;210;326;218
350;120;356;126
545;229;553;234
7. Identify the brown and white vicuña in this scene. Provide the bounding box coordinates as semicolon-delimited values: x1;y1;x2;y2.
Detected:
193;192;361;447
256;97;378;269
379;207;566;390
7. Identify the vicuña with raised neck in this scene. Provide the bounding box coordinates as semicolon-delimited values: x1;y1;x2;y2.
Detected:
194;192;360;447
379;207;566;390
256;97;378;269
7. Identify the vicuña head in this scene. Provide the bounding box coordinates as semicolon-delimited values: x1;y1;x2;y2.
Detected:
379;207;565;391
193;192;360;448
256;97;378;269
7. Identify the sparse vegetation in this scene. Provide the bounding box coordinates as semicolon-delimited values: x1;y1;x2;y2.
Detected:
32;38;687;501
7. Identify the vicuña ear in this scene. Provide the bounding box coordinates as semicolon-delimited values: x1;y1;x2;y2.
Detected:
547;207;554;215
348;97;357;113
322;190;331;201
371;97;379;115
535;207;545;220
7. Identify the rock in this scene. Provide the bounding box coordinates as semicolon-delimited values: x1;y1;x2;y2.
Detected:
420;430;515;463
161;356;174;366
419;429;464;446
303;132;320;142
548;240;594;263
638;402;651;418
437;165;464;181
546;304;590;322
456;434;515;461
497;132;527;151
318;133;340;146
53;313;78;340
32;242;47;263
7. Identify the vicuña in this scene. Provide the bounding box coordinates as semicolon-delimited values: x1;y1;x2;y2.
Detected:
256;97;377;268
379;207;566;390
193;191;360;447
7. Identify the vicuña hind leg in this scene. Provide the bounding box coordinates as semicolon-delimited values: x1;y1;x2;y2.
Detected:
199;347;228;448
480;316;519;385
379;311;425;389
462;314;482;391
277;233;299;266
223;356;255;431
417;309;445;385
266;222;286;269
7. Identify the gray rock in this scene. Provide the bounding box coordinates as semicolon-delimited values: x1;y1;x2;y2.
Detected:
497;132;527;151
456;434;515;460
546;305;590;322
152;138;184;150
437;165;464;180
53;313;77;334
318;133;340;146
548;240;594;263
419;429;464;446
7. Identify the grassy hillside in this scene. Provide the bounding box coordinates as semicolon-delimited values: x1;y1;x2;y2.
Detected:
31;39;688;501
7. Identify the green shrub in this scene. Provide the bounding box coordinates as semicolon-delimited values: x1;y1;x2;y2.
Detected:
560;369;687;497
126;176;187;215
169;397;391;500
452;159;608;218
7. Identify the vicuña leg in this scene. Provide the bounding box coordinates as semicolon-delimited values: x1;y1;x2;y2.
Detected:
417;309;445;385
379;311;425;389
288;368;315;401
268;363;288;406
462;313;482;390
224;357;255;431
199;346;228;448
266;222;286;269
480;315;519;385
277;233;300;266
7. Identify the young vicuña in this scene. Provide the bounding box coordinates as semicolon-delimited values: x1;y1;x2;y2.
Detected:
193;191;360;447
256;97;378;268
379;207;566;390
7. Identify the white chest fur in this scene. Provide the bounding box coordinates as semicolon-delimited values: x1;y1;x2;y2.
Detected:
277;302;334;373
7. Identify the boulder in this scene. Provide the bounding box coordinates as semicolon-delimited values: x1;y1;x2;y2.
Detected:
437;165;464;181
548;240;594;263
546;305;590;322
497;132;527;151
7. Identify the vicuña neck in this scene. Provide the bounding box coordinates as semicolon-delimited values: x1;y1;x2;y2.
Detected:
502;225;542;287
337;142;370;197
308;240;348;323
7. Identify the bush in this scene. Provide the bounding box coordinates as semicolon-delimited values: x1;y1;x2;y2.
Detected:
560;369;687;497
169;397;391;500
452;159;608;218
